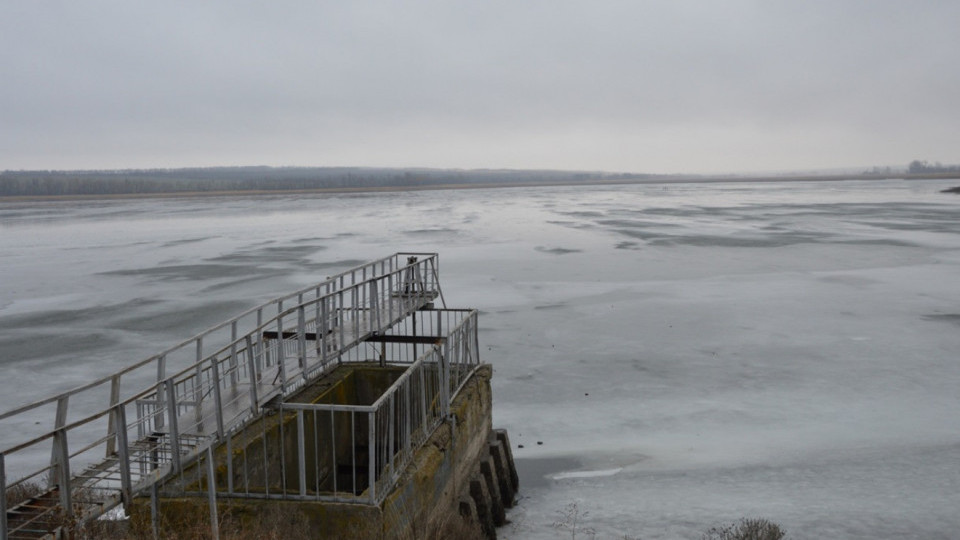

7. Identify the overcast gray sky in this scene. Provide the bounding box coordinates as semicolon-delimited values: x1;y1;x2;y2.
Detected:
2;1;958;174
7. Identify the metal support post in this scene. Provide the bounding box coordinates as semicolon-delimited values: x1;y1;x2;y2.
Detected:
210;358;224;437
106;374;121;456
244;336;259;415
368;411;377;504
164;380;182;473
297;410;307;496
114;404;133;508
206;447;220;540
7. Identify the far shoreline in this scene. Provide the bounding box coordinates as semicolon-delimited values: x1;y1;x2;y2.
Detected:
2;172;959;203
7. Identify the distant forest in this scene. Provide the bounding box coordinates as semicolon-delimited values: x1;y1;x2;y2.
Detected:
0;167;649;197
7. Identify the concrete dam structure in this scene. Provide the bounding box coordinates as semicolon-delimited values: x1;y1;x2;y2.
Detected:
0;253;517;539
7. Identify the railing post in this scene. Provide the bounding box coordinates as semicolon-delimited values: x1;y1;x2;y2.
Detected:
206;446;220;540
52;429;72;516
320;296;329;365
297;410;307;497
245;336;259;415
276;316;287;391
368;410;376;504
114;404;133;509
1;453;8;540
298;306;308;380
210;358;225;438
165;380;182;473
440;342;451;417
155;355;167;431
194;338;204;431
106;374;121;456
229;321;239;390
48;395;69;489
369;280;380;331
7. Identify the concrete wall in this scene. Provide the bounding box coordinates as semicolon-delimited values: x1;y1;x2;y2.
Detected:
130;364;517;539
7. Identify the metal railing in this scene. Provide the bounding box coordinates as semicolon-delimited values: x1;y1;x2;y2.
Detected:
0;253;445;539
172;309;480;506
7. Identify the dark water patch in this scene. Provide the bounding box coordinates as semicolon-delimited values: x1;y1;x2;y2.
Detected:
403;228;458;235
208;244;327;266
597;218;683;229
850;220;960;234
609;228;661;241
0;298;163;329
535;246;582;255
160;237;213;248
649;233;825;248
557;210;606;218
818;275;880;288
830;238;919;247
113;300;251;333
922;314;960;326
615;241;641;250
0;332;119;363
514;456;583;489
199;275;277;294
303;259;369;272
100;264;268;282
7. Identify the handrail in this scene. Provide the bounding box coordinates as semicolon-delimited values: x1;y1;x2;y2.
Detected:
0;252;437;423
1;253;446;539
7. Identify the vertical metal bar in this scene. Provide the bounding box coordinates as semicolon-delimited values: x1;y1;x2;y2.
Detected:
388;396;395;474
155;355;167;431
48;396;69;488
320;296;329;365
206;447;220;540
370;280;380;331
298;306;307;380
338;291;346;363
352;287;359;338
368;410;377;504
1;453;8;540
412;312;418;360
106;374;121;456
276;316;287;391
245;336;259;415
387;273;394;324
114;404;133;508
297;410;306;497
165;380;182;473
313;411;321;497
441;343;451;417
419;362;428;429
194;338;204;431
229;321;239;390
53;428;72;514
211;358;224;437
405;379;412;452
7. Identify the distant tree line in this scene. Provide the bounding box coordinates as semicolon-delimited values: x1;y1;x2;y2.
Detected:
0;166;649;197
908;160;960;174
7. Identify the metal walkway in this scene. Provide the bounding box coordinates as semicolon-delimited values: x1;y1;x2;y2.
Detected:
0;253;470;539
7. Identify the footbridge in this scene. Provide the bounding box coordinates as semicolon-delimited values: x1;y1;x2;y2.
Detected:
0;253;497;539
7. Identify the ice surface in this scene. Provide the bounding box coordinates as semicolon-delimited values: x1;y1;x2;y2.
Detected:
2;179;959;538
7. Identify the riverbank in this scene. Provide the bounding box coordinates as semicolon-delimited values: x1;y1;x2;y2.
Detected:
3;171;959;203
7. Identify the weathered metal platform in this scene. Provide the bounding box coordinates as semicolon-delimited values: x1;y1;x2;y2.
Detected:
0;253;483;539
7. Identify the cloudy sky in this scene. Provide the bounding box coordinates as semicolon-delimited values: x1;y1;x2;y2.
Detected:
2;1;958;174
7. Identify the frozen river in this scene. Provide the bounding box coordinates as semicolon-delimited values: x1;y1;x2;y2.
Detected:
2;179;959;538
